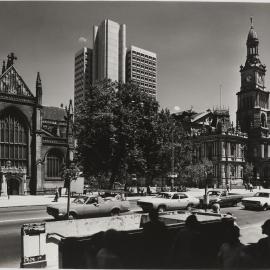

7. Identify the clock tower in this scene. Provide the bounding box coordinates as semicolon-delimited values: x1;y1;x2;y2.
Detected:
237;19;269;135
237;19;270;184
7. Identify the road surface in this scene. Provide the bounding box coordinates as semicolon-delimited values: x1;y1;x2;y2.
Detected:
0;202;269;268
0;200;138;268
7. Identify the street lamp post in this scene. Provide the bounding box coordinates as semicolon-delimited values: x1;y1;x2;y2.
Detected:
204;170;209;212
171;127;175;189
65;100;73;219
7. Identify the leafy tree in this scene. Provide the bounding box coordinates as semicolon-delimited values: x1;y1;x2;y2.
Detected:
185;158;213;187
61;162;80;219
61;162;80;189
75;80;191;187
75;80;158;186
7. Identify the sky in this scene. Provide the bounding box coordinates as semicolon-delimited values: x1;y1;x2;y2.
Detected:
1;1;270;123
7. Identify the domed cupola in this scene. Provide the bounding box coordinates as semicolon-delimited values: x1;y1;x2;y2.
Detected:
248;26;257;38
247;18;258;44
245;17;261;67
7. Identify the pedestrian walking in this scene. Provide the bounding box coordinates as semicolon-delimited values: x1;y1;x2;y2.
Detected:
249;183;253;192
53;188;59;202
58;187;62;197
226;183;230;192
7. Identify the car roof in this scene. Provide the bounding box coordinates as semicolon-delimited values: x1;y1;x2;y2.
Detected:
160;192;187;195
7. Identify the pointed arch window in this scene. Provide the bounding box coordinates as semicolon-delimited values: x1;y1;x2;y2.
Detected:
46;149;64;179
0;112;28;168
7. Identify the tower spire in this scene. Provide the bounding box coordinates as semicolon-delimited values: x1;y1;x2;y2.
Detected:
250;16;253;27
36;72;42;105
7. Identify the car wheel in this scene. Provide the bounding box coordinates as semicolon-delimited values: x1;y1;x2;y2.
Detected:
69;212;77;219
262;204;268;211
111;208;120;216
186;204;193;211
232;201;238;207
157;205;166;213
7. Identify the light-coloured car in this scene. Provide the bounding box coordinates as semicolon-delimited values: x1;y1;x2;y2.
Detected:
47;195;130;219
137;192;200;212
242;191;270;211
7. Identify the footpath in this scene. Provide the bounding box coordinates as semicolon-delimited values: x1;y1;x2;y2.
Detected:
0;187;262;208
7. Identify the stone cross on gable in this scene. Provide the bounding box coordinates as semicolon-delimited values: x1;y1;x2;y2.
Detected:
6;52;17;68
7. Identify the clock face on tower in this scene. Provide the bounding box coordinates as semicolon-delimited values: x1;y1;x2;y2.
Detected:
246;75;252;82
258;73;264;85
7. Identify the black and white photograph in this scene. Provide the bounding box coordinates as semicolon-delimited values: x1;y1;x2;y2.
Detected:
1;0;270;268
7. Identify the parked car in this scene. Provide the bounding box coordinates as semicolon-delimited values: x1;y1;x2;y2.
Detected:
200;190;250;208
47;195;130;219
137;192;200;212
242;191;270;211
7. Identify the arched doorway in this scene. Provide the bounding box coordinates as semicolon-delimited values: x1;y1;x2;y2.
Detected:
7;178;20;195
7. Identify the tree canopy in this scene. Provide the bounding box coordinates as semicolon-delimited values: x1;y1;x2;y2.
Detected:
75;80;191;187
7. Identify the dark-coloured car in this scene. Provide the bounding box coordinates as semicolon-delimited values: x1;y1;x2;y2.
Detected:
200;190;251;208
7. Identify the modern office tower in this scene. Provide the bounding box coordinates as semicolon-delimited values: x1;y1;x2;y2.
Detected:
126;45;157;98
74;47;92;114
92;19;126;83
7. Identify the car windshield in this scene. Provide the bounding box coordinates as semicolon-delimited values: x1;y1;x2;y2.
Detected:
208;191;220;196
73;196;89;204
254;192;270;198
156;193;172;199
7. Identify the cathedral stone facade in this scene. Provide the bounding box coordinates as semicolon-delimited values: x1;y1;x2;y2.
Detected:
0;55;73;195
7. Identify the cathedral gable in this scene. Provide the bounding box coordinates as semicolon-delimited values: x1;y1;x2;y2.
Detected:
0;66;35;98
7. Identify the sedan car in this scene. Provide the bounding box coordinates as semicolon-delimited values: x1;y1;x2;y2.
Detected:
47;195;130;219
137;192;200;212
200;190;249;208
242;191;270;211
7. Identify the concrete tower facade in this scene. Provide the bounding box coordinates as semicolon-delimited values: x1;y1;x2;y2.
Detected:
126;45;157;98
92;19;126;83
74;47;92;114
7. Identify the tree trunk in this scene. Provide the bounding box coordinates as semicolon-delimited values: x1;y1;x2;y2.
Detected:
109;172;117;189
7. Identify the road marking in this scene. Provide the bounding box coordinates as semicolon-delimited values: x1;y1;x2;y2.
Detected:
0;216;49;224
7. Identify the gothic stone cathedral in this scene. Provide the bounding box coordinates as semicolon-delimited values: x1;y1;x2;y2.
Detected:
0;54;73;195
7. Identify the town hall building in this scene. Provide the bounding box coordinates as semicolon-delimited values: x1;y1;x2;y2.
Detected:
0;54;73;195
175;20;270;188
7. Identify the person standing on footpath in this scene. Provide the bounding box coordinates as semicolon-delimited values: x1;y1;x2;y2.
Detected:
53;188;59;202
226;183;230;193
